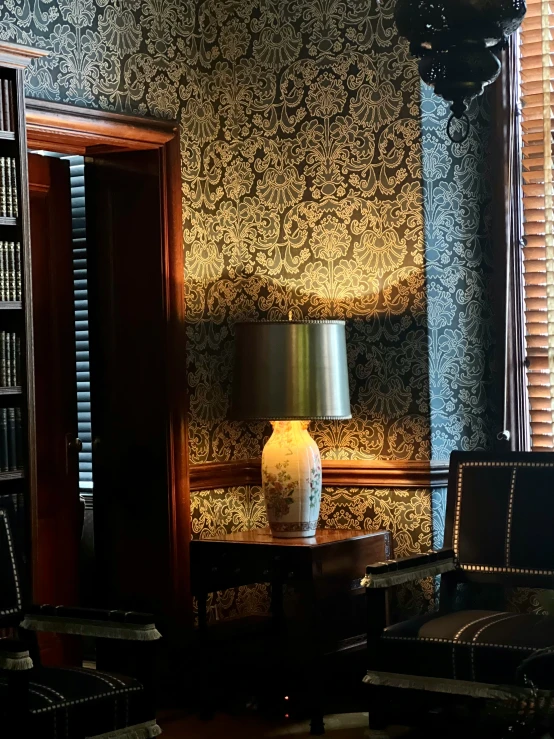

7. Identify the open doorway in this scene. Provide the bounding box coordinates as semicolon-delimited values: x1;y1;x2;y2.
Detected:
28;151;94;623
24;100;191;645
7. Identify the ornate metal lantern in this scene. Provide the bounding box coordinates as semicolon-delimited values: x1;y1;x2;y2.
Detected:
395;0;526;140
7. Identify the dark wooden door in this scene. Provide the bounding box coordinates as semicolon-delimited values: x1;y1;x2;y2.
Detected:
28;153;81;664
86;151;172;621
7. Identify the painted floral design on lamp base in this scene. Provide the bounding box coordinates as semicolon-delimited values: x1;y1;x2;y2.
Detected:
262;421;322;538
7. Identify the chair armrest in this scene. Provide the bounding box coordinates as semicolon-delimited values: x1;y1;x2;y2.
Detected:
0;638;33;671
361;548;457;588
21;605;161;642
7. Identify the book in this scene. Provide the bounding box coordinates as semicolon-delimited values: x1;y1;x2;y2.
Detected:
15;406;22;469
2;80;11;133
0;82;5;131
0;159;6;217
10;159;17;217
7;407;16;470
0;409;7;472
10;333;16;386
5;330;11;387
7;242;14;301
15;242;20;301
15;334;20;386
0;332;5;387
0;242;5;301
5;157;13;218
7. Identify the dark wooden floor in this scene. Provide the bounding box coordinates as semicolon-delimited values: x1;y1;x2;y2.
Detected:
158;711;408;738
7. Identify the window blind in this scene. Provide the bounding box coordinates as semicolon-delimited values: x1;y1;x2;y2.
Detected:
520;0;554;449
64;155;93;495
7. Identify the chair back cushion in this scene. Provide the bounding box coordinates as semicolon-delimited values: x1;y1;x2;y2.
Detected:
445;452;554;578
0;497;24;627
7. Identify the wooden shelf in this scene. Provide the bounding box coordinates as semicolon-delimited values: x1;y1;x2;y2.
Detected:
0;301;21;310
0;386;20;395
0;470;23;481
0;216;17;227
0;131;15;142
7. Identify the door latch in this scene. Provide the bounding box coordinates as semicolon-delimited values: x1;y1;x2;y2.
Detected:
65;433;82;475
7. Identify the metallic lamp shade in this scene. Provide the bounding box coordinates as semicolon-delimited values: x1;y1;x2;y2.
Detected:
231;320;352;421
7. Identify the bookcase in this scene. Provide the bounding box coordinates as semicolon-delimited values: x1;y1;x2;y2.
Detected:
0;43;48;554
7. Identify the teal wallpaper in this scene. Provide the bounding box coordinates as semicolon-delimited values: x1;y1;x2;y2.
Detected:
422;90;497;460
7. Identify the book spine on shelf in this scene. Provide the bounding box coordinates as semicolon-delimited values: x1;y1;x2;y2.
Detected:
0;331;5;387
0;242;5;301
8;80;14;132
0;158;6;218
15;334;20;387
0;81;5;132
5;156;12;218
0;409;8;472
7;407;16;471
11;159;17;218
15;406;22;469
7;242;14;302
10;333;16;387
5;330;11;388
15;242;20;301
2;80;11;133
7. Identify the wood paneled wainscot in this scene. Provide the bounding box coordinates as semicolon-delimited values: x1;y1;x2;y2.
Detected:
190;459;449;491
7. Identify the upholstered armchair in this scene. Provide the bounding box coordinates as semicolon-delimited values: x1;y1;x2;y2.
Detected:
364;452;554;735
0;496;162;738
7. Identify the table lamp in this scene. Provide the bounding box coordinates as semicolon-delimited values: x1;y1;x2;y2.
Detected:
231;320;351;538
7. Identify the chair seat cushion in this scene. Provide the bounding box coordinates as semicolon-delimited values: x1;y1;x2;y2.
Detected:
1;666;153;738
379;609;554;687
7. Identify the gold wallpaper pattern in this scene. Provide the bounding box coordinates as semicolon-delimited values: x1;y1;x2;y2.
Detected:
191;484;435;622
182;0;430;465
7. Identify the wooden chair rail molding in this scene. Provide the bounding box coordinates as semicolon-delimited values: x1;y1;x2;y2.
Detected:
190;459;450;491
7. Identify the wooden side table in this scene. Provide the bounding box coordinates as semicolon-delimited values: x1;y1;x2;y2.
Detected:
191;527;391;735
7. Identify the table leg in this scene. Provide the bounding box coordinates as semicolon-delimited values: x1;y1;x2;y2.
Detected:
305;582;325;736
198;591;208;632
197;592;215;720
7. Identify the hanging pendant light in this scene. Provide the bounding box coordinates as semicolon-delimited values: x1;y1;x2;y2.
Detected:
394;0;526;141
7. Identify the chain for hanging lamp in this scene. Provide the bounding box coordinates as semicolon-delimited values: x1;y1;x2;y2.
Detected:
394;0;526;141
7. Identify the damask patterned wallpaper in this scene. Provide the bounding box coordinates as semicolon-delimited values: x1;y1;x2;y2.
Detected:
0;0;497;464
0;2;498;576
422;91;497;459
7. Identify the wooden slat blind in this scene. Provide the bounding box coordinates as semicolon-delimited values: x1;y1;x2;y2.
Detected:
521;0;554;449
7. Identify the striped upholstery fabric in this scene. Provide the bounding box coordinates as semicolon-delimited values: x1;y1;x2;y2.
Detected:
379;610;554;686
0;667;148;738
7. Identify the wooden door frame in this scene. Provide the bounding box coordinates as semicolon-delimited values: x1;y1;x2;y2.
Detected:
25;98;191;624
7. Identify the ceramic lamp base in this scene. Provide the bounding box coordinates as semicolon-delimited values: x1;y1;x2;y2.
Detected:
261;421;322;538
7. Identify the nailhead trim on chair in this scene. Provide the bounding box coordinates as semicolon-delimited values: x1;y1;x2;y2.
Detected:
0;510;21;616
505;468;518;566
30;686;142;715
461;564;554;575
1;669;144;715
381;634;536;651
454;461;554;574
